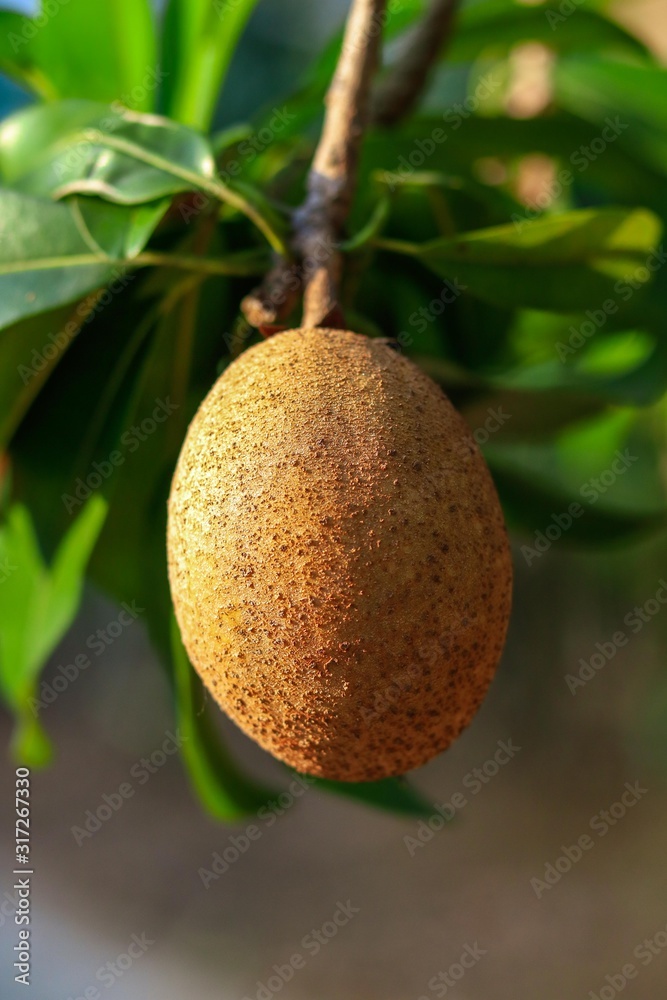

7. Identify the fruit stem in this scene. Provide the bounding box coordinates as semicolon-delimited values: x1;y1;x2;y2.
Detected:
241;0;461;331
293;0;387;329
371;0;461;127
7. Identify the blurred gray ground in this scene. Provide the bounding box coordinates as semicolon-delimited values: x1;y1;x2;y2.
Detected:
2;536;667;1000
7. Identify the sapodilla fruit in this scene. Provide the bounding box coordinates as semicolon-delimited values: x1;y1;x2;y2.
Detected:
168;327;512;782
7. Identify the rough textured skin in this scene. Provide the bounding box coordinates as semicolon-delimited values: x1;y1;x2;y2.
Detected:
167;328;512;781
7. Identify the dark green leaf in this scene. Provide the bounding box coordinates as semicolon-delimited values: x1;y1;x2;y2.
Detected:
361;113;667;222
312;775;436;818
171;615;277;821
488;408;667;545
0;188;117;329
8;276;161;563
555;57;667;177
376;208;663;313
0;302;83;449
342;196;390;251
418;330;667;413
494;459;666;545
67;195;169;259
448;1;649;63
211;122;254;156
490;336;667;407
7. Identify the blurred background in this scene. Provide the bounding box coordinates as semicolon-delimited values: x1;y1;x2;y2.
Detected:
1;1;667;998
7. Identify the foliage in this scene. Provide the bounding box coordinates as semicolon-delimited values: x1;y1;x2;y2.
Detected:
0;0;665;819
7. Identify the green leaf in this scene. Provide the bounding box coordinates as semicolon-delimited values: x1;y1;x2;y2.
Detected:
0;100;287;252
448;1;649;63
161;0;261;130
376;208;663;313
493;458;666;545
415;326;667;434
487;408;667;545
313;775;436;817
373;168;522;232
0;188;117;330
0;497;108;700
0;302;84;449
7;229;247;600
555;57;667;177
420;345;667;415
0;497;107;764
0;100;108;185
361;113;667;222
211;122;254;157
280;0;423;134
0;507;43;705
342;196;390;252
171;615;277;821
0;10;58;100
0;101;216;203
0;182;264;331
89;272;223;612
492;337;667;408
33;0;157;108
67;195;169;259
36;497;109;674
11;712;52;768
9;283;163;573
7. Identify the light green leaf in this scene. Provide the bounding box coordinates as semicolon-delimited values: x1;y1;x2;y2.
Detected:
161;0;261;130
0;10;58;100
38;497;109;671
0;497;107;765
490;337;667;408
34;0;157;108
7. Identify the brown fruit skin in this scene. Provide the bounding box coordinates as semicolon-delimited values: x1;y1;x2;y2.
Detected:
167;328;512;782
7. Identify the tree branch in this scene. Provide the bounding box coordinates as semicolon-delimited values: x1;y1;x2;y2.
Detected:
240;0;462;331
241;0;388;331
240;256;301;328
371;0;461;128
293;0;387;329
